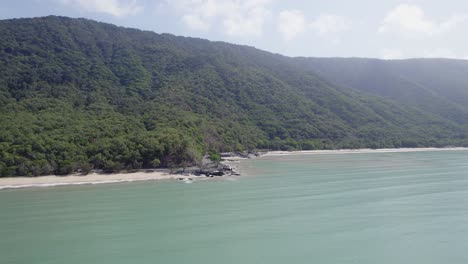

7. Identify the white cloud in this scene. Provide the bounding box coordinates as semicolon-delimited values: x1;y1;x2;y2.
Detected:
183;14;211;31
60;0;142;17
223;8;270;37
166;0;272;37
422;48;457;58
380;49;404;60
278;10;306;41
378;4;468;36
438;14;468;33
310;14;350;34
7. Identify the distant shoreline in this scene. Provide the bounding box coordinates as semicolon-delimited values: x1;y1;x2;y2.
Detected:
263;147;468;156
1;147;467;190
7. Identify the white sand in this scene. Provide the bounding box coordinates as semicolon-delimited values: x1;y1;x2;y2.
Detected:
0;170;193;190
264;147;468;156
222;156;247;161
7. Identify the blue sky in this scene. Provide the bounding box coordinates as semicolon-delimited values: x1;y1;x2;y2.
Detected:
1;0;467;59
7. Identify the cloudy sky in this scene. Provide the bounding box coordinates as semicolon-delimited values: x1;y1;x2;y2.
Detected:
1;0;467;59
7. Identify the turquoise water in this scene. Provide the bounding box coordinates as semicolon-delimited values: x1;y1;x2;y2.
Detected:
1;150;468;263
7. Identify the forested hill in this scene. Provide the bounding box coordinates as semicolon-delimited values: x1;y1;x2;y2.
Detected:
299;57;468;124
0;16;467;177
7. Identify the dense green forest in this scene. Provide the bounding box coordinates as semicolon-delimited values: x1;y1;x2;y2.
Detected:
300;57;468;124
1;16;467;177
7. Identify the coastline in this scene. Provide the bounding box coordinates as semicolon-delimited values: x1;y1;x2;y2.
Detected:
263;147;468;156
0;157;245;190
0;170;195;190
1;147;467;190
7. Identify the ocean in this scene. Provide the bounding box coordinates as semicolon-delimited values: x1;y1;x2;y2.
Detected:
1;150;468;263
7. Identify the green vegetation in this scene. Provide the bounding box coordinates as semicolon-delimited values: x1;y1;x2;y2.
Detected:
208;152;221;163
299;57;468;124
0;16;467;177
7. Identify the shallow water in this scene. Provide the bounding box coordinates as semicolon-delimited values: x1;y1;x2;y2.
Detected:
1;150;468;263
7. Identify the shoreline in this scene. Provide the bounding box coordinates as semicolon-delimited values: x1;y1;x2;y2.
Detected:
0;170;196;190
1;147;467;190
263;147;468;156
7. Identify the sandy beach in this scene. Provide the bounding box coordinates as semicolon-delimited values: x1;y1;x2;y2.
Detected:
0;170;194;190
264;147;468;156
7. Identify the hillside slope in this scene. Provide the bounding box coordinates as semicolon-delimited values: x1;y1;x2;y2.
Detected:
0;16;467;176
300;57;468;124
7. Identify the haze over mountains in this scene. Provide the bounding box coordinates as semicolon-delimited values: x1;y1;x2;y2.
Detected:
301;58;468;124
1;16;467;176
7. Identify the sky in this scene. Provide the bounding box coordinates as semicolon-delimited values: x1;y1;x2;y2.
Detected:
1;0;467;59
